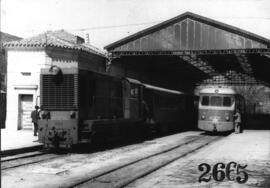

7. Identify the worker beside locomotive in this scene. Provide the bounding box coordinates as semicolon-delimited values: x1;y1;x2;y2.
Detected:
197;87;245;132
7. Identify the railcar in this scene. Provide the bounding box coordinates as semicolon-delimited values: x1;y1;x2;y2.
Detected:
198;87;245;132
38;66;194;148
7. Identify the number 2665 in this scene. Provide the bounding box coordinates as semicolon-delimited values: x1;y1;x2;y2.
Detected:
198;162;248;184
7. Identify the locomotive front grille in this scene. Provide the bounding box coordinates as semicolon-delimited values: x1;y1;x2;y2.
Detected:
41;74;78;110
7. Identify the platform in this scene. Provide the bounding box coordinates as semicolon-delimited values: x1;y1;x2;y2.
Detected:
128;130;270;188
0;129;42;155
1;130;270;188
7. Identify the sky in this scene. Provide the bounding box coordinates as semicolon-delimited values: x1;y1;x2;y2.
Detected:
1;0;270;49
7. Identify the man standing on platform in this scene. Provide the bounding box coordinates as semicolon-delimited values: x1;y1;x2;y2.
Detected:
31;105;40;136
234;108;242;134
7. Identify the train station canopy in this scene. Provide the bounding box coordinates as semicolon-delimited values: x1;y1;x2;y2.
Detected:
105;12;270;86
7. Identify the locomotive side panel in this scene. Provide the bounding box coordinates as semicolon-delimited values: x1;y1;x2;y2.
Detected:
92;74;123;119
78;70;93;120
79;70;124;120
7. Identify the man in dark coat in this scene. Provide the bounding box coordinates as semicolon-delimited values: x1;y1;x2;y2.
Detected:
31;105;40;136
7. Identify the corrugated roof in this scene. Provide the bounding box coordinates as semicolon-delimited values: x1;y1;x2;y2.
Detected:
3;30;106;57
105;11;270;50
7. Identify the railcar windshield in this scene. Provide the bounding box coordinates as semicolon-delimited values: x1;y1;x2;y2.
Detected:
223;96;232;107
201;96;209;105
210;96;222;106
200;95;233;107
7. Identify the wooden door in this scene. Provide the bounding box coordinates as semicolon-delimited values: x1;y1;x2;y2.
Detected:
19;95;33;130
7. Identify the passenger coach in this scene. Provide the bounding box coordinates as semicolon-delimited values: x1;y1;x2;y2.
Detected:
198;87;245;132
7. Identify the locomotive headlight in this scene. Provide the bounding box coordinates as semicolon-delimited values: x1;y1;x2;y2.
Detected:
201;115;206;120
70;111;76;119
225;113;230;121
41;111;50;119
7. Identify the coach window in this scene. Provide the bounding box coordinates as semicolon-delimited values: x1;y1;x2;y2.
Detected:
201;96;209;106
223;96;232;107
130;84;139;98
210;96;222;106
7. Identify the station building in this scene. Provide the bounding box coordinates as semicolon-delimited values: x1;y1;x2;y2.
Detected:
0;32;22;92
3;30;107;131
0;32;22;128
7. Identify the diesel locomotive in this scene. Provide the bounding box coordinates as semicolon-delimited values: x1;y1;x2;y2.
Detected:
38;66;195;148
198;87;245;132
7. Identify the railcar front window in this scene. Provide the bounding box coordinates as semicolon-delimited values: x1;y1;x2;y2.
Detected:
201;96;209;106
210;96;222;106
223;97;232;107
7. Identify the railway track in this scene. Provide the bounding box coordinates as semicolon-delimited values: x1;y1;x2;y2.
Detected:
65;134;223;188
1;150;67;170
1;133;228;188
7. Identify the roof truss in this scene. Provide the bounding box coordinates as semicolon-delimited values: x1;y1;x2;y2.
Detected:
110;48;270;86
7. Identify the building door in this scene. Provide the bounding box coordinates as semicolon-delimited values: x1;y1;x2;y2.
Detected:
18;94;33;130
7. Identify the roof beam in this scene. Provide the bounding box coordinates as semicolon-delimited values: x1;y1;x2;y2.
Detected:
262;54;270;59
179;54;217;77
110;48;270;57
200;70;269;86
235;53;254;75
109;49;270;86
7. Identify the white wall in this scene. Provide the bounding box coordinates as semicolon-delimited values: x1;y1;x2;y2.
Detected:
5;48;104;131
6;50;46;131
